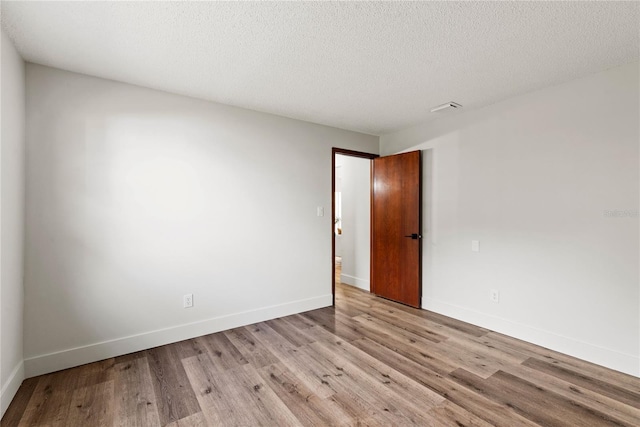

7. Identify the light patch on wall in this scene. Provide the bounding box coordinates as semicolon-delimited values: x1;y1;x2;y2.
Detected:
102;118;207;223
124;155;204;221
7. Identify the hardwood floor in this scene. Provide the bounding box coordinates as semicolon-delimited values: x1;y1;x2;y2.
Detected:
3;275;639;426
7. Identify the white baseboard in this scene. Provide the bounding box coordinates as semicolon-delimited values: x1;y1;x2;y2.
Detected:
1;361;25;418
24;294;332;378
423;297;639;378
340;274;370;291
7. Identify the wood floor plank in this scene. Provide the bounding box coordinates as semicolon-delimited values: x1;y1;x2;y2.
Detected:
334;299;369;318
146;344;201;425
427;337;518;379
353;313;444;349
425;401;494;427
73;358;116;389
264;317;315;347
457;331;542;363
301;307;364;342
0;377;38;427
223;326;280;368
351;337;541;427
522;357;640;409
113;356;161;427
245;321;299;361
451;368;633;427
291;319;451;414
67;380;115;426
114;350;146;366
311;336;445;409
488;331;640;394
336;290;373;310
346;317;458;375
183;355;302;426
217;362;302;426
444;333;529;366
421;309;490;337
182;353;256;426
350;285;489;338
502;362;640;427
279;313;316;330
17;368;79;426
164;412;208;427
275;338;339;399
257;362;352;426
218;365;301;426
364;305;448;343
340;285;487;345
172;337;210;360
294;344;405;425
310;340;444;424
202;332;249;372
366;300;487;344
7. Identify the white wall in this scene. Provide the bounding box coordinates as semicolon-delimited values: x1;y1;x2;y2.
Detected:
337;155;371;291
24;64;378;377
381;62;640;376
0;30;26;416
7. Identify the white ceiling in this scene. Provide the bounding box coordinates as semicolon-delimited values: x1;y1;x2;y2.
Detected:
2;1;638;135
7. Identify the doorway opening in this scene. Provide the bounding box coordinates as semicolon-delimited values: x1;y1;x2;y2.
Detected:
331;148;378;305
332;148;423;308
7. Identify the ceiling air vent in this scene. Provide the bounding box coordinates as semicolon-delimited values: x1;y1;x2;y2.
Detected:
430;102;462;113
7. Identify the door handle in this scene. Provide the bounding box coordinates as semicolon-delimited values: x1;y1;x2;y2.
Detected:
404;233;421;240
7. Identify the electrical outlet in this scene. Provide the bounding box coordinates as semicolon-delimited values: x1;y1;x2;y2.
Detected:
490;289;500;303
183;293;193;308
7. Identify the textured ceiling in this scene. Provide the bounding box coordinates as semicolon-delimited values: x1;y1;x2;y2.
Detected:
2;1;638;135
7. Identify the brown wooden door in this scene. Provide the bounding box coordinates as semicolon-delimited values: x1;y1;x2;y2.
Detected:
371;151;422;308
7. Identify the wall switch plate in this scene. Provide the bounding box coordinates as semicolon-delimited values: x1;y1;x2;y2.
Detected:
471;240;480;252
184;293;193;308
490;289;500;303
317;206;324;217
